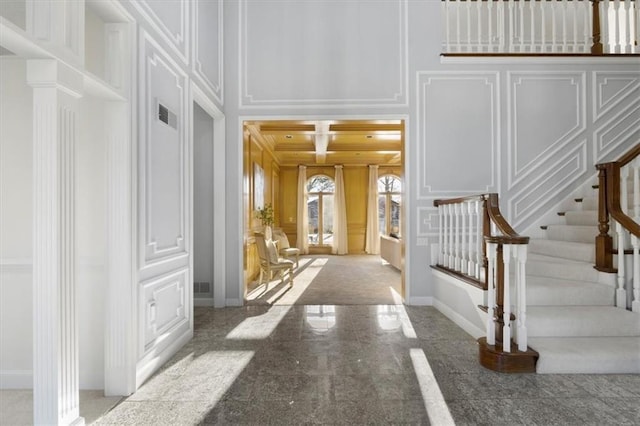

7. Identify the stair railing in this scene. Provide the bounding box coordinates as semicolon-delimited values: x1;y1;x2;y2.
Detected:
595;144;640;312
441;0;640;55
434;194;536;371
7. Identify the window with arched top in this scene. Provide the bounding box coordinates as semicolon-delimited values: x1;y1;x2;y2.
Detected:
378;175;402;237
307;175;335;246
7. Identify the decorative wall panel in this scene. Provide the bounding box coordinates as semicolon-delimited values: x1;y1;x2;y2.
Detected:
416;72;499;199
139;32;188;266
132;0;188;63
507;72;586;189
417;207;440;237
193;0;223;104
239;0;407;108
140;269;188;351
593;72;640;121
594;101;640;162
510;140;588;228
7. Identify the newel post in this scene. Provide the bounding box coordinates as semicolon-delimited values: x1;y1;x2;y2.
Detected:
591;0;604;55
595;164;614;271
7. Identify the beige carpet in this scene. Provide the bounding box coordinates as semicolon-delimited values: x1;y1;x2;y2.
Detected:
246;254;402;305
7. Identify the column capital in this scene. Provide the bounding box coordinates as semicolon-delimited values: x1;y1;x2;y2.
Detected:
26;59;83;98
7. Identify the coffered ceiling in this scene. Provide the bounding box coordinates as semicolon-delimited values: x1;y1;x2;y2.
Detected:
245;119;404;167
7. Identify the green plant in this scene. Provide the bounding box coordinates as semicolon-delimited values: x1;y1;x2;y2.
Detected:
255;203;274;227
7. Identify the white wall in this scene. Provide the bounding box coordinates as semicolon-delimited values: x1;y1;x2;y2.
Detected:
0;58;33;388
194;103;214;304
223;0;640;305
77;96;107;389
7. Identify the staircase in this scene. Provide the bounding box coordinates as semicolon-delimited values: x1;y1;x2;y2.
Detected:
526;182;640;374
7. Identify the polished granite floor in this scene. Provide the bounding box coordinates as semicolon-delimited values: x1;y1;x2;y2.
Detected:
92;305;640;425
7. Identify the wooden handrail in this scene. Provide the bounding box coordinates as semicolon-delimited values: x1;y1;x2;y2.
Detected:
485;194;530;244
595;144;640;271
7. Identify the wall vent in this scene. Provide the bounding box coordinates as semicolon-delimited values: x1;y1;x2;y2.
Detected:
158;103;178;129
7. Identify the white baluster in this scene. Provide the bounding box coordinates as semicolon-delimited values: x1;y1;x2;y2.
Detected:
573;2;579;53
438;204;444;265
635;0;640;53
632;234;639;312
624;0;633;53
468;202;474;274
486;242;497;346
561;0;568;53
449;204;455;268
443;205;450;268
530;0;535;52
488;0;494;52
476;0;482;52
508;0;515;52
476;200;482;279
444;1;451;53
614;0;621;53
633;157;640;220
461;203;467;274
621;163;630;216
519;0;525;52
503;244;512;353
455;203;461;271
466;0;472;52
516;244;528;352
498;0;506;52
551;0;558;53
616;220;627;308
541;1;547;52
456;2;461;53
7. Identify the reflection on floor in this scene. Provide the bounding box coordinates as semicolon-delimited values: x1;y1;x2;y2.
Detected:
90;305;639;425
246;254;402;306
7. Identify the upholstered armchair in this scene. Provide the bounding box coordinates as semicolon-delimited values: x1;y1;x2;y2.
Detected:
272;229;300;268
254;232;294;286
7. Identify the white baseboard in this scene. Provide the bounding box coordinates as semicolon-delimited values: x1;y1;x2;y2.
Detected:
405;296;433;306
194;298;215;307
225;298;243;307
0;370;32;389
433;298;485;339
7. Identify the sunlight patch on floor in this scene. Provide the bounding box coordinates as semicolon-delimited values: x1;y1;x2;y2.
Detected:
409;348;455;426
269;257;328;305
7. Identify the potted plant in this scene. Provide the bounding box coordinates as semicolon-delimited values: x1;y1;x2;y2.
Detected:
255;203;274;239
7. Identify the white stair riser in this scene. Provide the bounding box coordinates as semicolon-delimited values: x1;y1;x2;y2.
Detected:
527;309;640;337
526;282;613;306
528;260;601;283
528;240;595;263
563;211;598;226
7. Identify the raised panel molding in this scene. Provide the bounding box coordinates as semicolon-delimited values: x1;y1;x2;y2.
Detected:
139;32;189;266
140;269;188;352
417;207;440;237
416;72;499;199
593;71;640;122
510;140;588;228
131;0;189;64
594;100;640;162
192;0;223;104
507;71;586;190
239;0;408;108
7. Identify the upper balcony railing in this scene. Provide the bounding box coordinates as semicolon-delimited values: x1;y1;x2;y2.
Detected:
442;0;639;55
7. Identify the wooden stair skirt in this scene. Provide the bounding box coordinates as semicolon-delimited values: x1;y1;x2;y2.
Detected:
478;337;539;373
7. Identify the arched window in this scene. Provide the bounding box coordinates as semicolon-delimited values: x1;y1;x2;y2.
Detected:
378;175;402;237
307;175;335;246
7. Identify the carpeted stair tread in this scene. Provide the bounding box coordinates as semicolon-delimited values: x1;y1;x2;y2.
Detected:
527;253;604;284
545;224;598;243
527;306;640;337
525;276;614;306
562;210;598;226
529;239;595;263
529;336;640;374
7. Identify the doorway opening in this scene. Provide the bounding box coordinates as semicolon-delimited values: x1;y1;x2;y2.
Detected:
242;119;406;305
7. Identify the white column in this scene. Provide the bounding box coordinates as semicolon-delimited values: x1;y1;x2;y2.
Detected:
27;59;84;426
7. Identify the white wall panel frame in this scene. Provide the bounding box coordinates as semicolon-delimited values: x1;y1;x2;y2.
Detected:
507;71;586;190
594;100;640;162
417;206;440;238
593;71;640;122
130;0;189;64
238;0;408;109
191;0;223;105
26;0;84;65
509;139;588;228
416;71;500;200
139;31;189;269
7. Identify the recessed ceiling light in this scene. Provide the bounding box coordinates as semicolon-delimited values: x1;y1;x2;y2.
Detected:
285;135;293;139
366;135;373;139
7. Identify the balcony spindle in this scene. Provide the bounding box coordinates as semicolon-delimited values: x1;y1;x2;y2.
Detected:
541;2;547;52
475;200;482;279
444;205;450;268
516;244;528;352
461;204;468;274
624;0;632;52
444;1;451;53
616;219;627;308
614;0;621;53
562;1;568;52
438;205;444;265
476;0;482;52
466;0;472;52
502;244;512;353
530;1;536;52
488;0;494;52
449;204;455;267
455;204;461;271
468;202;475;274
